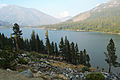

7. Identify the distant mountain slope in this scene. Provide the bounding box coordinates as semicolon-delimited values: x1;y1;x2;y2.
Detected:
0;5;60;26
60;16;72;22
44;0;120;33
69;0;120;22
0;20;11;28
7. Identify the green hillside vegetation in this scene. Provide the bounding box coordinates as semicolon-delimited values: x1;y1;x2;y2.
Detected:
40;6;120;33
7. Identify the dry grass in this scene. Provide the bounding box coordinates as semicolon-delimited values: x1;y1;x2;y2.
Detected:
51;61;82;69
89;67;97;71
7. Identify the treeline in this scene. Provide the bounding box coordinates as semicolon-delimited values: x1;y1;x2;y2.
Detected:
40;7;120;33
0;23;91;67
59;37;90;66
0;31;45;53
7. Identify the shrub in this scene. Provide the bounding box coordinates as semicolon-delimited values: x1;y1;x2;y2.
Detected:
86;72;105;80
18;50;24;54
18;57;28;64
27;52;42;58
82;66;90;73
0;50;17;70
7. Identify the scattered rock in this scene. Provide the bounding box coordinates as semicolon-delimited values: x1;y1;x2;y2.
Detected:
6;68;12;72
20;70;34;78
37;71;42;74
16;56;120;80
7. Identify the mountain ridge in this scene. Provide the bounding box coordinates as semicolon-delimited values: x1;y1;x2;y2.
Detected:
0;20;11;28
42;0;120;33
0;5;60;26
69;0;120;22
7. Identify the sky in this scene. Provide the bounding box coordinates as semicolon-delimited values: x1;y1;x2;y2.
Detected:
0;0;109;18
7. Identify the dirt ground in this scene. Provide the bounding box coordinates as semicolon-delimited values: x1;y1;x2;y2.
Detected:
0;69;43;80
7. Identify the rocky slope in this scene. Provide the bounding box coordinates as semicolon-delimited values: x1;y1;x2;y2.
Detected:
0;52;119;80
1;58;120;80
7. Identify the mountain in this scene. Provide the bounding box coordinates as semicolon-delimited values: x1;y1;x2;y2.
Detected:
69;0;120;22
0;5;60;26
44;0;120;33
0;20;11;28
59;16;72;22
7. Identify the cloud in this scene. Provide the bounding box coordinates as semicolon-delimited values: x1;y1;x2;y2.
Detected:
59;11;69;18
96;3;100;7
0;4;8;8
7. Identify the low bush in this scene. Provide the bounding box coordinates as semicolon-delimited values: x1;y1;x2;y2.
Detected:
27;51;42;58
82;66;90;73
0;49;17;70
18;57;29;64
86;72;105;80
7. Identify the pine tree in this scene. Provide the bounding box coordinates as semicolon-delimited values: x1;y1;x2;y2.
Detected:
75;43;79;64
0;34;5;49
36;34;40;52
8;34;14;49
51;41;55;55
45;30;51;57
79;51;84;64
104;39;120;73
55;43;58;56
12;23;22;51
86;54;91;67
24;38;30;51
0;33;1;49
35;34;45;53
40;40;45;53
59;37;64;57
64;36;70;62
83;49;87;65
30;30;36;51
71;42;75;64
18;37;24;50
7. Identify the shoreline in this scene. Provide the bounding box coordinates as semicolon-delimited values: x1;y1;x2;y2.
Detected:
1;27;120;35
38;27;120;35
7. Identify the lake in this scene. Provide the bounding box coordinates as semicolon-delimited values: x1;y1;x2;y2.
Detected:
0;28;120;73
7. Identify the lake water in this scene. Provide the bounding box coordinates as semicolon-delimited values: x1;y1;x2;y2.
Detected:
0;28;120;73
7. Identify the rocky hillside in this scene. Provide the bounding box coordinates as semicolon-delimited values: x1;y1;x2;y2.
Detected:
0;51;119;80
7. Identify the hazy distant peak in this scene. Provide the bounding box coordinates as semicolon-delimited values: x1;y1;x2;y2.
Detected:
0;4;60;26
91;0;120;12
59;16;72;22
96;0;120;7
106;0;120;4
3;5;27;9
109;0;120;3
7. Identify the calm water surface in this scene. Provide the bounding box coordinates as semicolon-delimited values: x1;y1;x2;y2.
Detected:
0;28;120;73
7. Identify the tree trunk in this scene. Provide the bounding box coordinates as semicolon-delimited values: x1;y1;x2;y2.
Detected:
48;49;49;58
15;37;18;51
108;64;111;73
